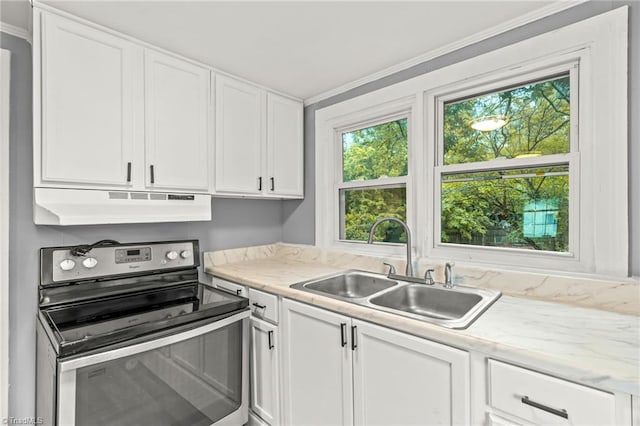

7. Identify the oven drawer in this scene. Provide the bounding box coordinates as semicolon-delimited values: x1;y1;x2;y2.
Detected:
488;359;615;425
212;276;248;297
248;289;278;324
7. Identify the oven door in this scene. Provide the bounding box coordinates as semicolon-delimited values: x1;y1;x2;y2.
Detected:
56;310;249;426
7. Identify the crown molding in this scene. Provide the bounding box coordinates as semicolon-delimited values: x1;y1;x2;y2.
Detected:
304;0;587;106
0;21;31;44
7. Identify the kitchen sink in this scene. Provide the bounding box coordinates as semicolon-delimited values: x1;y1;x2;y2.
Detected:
290;271;500;329
290;270;398;299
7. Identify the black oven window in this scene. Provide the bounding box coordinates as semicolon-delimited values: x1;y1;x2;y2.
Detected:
74;321;243;425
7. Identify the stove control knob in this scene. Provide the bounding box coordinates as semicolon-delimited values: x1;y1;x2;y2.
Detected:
82;257;98;269
166;251;178;261
59;259;76;271
180;250;191;259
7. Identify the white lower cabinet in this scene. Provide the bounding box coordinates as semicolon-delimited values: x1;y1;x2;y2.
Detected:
353;320;470;425
487;359;632;426
281;298;471;426
250;317;280;426
282;299;353;425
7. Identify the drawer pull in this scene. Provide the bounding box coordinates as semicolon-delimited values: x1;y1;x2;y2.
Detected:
340;323;347;347
252;302;266;310
217;287;240;296
267;330;274;350
521;396;568;419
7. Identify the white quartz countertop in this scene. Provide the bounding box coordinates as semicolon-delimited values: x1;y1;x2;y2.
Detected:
204;249;640;396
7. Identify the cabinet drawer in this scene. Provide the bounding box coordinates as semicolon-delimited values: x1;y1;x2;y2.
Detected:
488;360;615;425
249;289;278;324
212;277;247;297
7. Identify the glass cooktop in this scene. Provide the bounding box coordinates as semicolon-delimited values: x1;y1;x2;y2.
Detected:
41;283;248;357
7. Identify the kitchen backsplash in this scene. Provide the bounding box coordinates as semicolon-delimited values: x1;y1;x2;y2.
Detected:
205;243;640;316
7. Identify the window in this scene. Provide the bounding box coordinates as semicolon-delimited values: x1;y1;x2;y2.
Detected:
338;117;408;243
437;72;573;253
316;7;628;277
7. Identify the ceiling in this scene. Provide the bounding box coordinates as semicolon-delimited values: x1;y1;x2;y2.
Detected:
0;1;580;102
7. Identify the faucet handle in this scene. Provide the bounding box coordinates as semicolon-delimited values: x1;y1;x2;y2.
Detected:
383;262;396;276
423;268;435;285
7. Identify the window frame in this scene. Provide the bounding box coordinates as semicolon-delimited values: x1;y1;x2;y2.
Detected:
315;7;628;277
429;59;581;267
317;96;418;257
336;112;410;244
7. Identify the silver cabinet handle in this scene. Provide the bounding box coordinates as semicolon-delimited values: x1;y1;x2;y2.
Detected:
150;165;155;184
340;323;347;347
252;302;266;310
126;162;132;183
270;177;275;191
521;396;568;419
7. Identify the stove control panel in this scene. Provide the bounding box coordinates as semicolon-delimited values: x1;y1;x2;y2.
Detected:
116;247;152;264
42;240;199;285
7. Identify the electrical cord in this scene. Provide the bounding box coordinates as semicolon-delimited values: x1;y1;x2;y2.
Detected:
70;239;121;257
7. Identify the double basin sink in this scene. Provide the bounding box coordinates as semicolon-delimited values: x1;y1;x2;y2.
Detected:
290;270;501;329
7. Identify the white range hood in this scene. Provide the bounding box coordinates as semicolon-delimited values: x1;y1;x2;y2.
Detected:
34;187;212;225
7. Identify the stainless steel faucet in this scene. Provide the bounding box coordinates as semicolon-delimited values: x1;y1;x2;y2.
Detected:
367;217;413;277
444;262;455;288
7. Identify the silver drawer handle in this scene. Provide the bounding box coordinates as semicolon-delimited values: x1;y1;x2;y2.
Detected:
521;396;568;419
252;302;266;310
217;287;240;296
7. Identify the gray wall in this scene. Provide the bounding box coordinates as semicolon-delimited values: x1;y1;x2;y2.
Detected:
283;0;640;277
1;32;285;418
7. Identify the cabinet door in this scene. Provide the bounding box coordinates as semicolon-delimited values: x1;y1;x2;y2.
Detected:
352;320;470;426
281;299;353;426
266;93;303;198
250;318;280;425
145;50;210;192
215;75;264;195
39;12;137;187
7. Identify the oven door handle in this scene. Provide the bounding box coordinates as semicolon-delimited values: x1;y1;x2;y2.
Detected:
59;309;250;372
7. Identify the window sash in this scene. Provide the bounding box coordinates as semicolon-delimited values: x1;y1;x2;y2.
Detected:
435;61;580;166
338;183;407;242
335;112;411;247
433;62;579;257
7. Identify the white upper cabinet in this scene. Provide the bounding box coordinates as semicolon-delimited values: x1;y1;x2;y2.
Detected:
214;74;304;199
35;10;212;194
215;75;264;195
267;93;304;198
144;50;210;192
37;11;137;187
35;7;302;198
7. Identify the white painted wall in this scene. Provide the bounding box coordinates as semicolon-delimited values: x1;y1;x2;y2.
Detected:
0;47;11;423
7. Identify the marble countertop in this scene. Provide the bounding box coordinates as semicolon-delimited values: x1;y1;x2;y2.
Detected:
204;245;640;396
